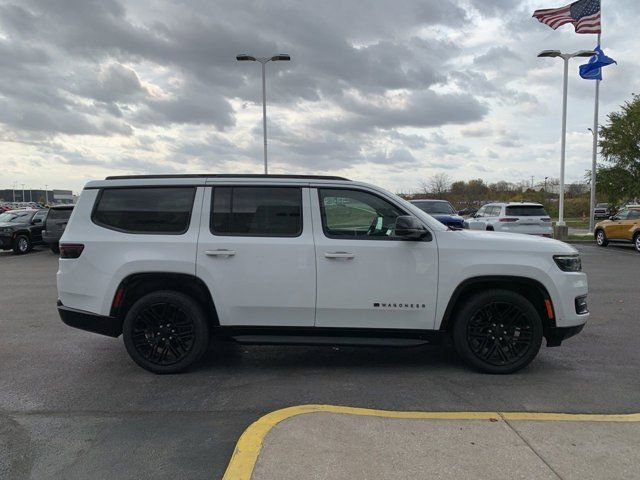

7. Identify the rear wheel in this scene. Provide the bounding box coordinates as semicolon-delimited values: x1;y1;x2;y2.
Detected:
122;290;210;374
13;235;31;255
634;233;640;253
452;289;543;374
595;229;608;247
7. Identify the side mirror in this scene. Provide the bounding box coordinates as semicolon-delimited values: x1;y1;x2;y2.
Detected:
395;216;431;241
32;218;42;224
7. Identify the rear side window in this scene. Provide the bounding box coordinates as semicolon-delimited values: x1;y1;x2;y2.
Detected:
47;208;73;221
92;187;195;234
505;205;548;216
210;187;302;237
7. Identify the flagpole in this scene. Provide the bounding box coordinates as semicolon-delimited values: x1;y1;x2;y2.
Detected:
588;24;602;232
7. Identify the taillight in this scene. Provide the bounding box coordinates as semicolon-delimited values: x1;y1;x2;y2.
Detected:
60;243;84;258
499;218;519;222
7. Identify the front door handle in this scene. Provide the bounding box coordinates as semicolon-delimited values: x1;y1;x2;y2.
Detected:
205;249;236;257
325;251;355;259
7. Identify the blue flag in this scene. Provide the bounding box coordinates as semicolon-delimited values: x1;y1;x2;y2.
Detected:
579;45;616;80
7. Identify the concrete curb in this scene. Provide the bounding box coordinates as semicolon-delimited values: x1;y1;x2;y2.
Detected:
221;405;640;480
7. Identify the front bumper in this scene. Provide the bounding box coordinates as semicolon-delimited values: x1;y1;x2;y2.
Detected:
0;234;13;250
545;323;585;347
57;301;122;337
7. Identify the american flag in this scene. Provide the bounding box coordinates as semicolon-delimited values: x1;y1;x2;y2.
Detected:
533;0;601;34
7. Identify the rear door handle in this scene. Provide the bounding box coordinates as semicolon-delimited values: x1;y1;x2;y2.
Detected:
205;249;236;257
325;251;355;259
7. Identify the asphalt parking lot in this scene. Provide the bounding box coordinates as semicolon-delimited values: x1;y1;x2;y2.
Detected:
1;243;639;479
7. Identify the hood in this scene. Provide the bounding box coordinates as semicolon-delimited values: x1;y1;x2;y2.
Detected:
431;214;464;222
439;229;577;255
0;222;18;228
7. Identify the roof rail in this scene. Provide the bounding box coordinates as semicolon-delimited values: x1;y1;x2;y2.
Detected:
104;174;350;181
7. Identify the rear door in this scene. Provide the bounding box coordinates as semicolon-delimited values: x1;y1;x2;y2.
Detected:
196;185;316;327
467;205;488;230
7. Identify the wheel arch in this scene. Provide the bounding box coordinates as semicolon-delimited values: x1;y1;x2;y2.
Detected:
439;275;556;333
110;272;219;333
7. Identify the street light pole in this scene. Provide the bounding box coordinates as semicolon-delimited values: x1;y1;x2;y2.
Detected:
21;184;25;204
236;53;291;175
537;49;595;233
44;184;48;205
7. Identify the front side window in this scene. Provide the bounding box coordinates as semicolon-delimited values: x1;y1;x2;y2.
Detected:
319;188;406;239
92;187;195;234
32;210;48;223
210;187;302;237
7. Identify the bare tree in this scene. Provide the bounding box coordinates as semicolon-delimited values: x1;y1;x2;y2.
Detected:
427;173;451;195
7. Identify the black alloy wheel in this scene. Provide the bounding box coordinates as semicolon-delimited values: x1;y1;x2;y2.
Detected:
123;291;210;374
453;289;543;374
466;302;534;366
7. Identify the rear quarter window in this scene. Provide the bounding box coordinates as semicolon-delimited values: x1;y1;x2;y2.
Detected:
505;206;548;216
92;187;196;234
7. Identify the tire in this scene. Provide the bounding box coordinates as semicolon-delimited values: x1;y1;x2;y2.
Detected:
50;243;60;254
452;289;543;374
122;290;210;374
595;229;608;247
13;235;31;255
634;233;640;253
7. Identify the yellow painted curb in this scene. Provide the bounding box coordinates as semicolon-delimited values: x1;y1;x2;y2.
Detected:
222;404;640;480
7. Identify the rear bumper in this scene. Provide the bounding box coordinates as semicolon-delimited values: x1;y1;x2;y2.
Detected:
545;323;585;347
57;301;122;337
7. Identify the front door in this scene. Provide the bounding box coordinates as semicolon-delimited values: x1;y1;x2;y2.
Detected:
196;185;316;327
312;187;438;330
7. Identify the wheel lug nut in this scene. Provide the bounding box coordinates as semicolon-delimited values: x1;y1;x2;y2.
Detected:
499;337;503;340
503;331;507;334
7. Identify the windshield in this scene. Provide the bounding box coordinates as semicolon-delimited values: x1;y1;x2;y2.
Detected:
0;211;33;223
596;203;608;208
412;201;456;215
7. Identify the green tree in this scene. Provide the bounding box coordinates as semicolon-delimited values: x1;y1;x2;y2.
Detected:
598;94;640;201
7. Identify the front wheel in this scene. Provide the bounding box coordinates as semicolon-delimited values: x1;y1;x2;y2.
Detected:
595;229;608;247
634;233;640;253
452;290;543;374
13;235;31;254
122;291;210;374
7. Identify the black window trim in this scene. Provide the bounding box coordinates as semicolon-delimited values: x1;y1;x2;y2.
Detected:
317;186;419;242
209;185;304;238
90;186;197;235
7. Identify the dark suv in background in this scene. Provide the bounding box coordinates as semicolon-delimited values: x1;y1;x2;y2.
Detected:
0;209;48;254
43;205;74;253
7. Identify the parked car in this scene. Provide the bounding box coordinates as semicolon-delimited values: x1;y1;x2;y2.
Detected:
410;199;465;229
0;209;49;254
594;206;640;253
457;207;478;218
57;174;588;375
465;202;552;237
594;203;611;220
43;205;74;253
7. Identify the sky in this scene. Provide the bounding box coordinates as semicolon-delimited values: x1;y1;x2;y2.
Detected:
0;0;638;194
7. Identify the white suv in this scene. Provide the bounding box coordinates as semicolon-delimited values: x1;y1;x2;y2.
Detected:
57;175;588;374
466;202;553;237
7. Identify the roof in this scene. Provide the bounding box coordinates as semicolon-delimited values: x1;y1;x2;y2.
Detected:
50;204;74;210
104;174;349;181
410;199;450;203
484;202;543;207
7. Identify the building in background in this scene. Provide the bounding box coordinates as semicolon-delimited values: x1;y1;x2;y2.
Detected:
0;188;75;204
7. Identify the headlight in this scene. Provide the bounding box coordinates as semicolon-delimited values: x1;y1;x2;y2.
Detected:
0;227;12;233
553;255;582;272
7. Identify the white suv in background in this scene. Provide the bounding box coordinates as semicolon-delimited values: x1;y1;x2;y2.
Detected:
466;202;553;237
57;175;587;374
